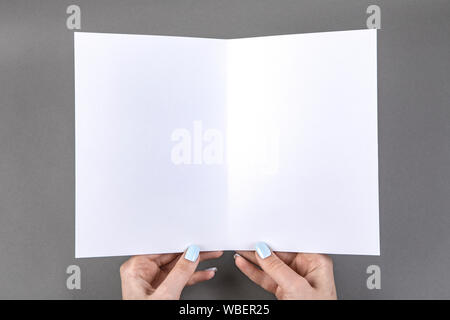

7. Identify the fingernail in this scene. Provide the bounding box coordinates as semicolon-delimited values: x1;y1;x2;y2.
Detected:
184;245;200;262
255;242;271;259
205;267;218;272
233;253;241;259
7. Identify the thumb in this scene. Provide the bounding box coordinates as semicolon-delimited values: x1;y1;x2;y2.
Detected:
157;245;200;298
254;242;306;291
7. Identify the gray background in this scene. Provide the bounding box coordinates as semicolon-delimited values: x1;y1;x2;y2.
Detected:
0;0;449;299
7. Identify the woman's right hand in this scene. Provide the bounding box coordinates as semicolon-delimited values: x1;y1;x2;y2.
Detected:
234;242;337;300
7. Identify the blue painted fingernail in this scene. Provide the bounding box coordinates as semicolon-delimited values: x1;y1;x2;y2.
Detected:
255;242;271;259
185;245;200;262
205;267;218;272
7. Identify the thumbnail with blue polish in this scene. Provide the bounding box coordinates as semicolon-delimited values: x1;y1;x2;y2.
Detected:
255;242;272;259
185;245;200;262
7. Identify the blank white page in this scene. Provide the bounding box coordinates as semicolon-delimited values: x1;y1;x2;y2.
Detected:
75;33;228;257
226;29;379;255
75;30;379;258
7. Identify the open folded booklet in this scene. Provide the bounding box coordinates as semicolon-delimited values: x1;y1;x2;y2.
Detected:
75;29;379;258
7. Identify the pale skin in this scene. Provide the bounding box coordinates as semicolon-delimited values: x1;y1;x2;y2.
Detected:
120;250;223;300
234;250;337;300
120;245;337;300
